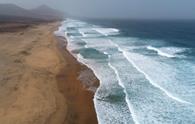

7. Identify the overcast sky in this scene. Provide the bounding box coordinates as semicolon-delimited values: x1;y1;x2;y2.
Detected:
0;0;195;19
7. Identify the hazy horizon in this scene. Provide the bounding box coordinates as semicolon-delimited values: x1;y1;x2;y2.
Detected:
0;0;195;20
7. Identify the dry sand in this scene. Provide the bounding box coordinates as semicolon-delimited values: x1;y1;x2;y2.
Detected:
0;22;99;124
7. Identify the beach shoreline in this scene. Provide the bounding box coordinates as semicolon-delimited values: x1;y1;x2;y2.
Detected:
0;21;99;124
55;34;99;124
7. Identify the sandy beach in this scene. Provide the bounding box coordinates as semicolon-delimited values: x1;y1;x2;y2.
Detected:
0;22;99;124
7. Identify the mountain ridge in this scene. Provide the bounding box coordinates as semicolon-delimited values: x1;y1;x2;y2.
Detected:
0;4;65;22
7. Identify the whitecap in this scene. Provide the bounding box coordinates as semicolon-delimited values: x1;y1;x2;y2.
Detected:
93;28;119;36
108;60;140;124
111;42;192;105
147;46;188;58
147;46;175;58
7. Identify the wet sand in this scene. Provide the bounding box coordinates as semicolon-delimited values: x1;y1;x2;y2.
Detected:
56;36;99;124
0;22;99;124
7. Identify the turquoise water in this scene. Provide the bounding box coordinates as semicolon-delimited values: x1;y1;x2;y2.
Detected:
55;19;195;124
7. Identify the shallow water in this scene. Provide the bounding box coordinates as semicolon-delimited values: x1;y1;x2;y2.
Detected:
55;19;195;124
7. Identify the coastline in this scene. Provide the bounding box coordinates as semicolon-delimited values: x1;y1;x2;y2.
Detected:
55;35;99;124
0;22;99;124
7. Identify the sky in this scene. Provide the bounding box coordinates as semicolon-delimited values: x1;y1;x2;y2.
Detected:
0;0;195;19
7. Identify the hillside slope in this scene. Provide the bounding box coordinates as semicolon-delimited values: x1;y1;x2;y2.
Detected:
0;4;65;22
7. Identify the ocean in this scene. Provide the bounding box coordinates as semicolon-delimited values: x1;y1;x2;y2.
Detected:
55;19;195;124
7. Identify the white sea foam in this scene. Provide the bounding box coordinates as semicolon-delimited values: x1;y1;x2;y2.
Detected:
77;53;133;124
79;30;87;37
111;42;192;105
78;28;95;37
108;60;140;124
147;46;188;58
103;52;108;55
147;46;175;58
93;28;119;36
76;47;136;123
65;20;87;28
54;24;66;37
123;52;192;105
160;47;188;57
82;38;116;49
57;19;195;124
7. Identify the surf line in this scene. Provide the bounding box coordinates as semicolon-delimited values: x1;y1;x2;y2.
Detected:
147;46;175;58
107;54;139;124
110;41;192;105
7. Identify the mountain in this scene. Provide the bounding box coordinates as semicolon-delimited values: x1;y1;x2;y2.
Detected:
31;5;65;20
0;4;65;23
0;4;37;17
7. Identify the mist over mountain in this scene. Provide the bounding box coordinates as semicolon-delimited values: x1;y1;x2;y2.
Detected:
31;5;66;20
0;4;65;22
